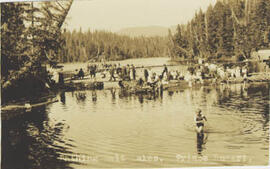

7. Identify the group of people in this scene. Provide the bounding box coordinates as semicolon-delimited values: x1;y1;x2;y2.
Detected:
78;61;249;87
77;62;208;134
142;65;185;83
75;63;98;80
77;62;192;85
87;64;97;78
186;63;249;83
113;64;189;90
75;64;97;80
108;63;137;81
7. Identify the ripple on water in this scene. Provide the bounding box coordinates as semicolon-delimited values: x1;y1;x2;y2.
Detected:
183;114;242;136
21;82;269;168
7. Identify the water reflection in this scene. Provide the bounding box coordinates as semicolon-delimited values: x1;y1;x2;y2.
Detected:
75;92;86;102
92;90;97;102
138;94;144;104
168;91;174;96
60;92;66;104
118;89;130;99
160;88;163;99
196;133;208;155
110;88;116;101
2;82;269;168
2;105;74;169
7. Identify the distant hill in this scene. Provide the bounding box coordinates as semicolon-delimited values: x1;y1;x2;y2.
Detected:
117;26;171;37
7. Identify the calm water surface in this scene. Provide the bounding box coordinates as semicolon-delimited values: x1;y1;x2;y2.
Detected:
2;59;269;169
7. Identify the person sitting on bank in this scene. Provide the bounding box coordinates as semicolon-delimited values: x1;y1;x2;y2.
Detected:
137;77;144;87
194;109;207;134
78;68;84;79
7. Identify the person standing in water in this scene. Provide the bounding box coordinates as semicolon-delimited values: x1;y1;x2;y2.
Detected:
194;109;207;134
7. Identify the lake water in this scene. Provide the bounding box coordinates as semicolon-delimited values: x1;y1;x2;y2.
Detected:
2;58;269;169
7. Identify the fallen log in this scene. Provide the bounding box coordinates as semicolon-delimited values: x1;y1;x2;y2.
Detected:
1;98;58;112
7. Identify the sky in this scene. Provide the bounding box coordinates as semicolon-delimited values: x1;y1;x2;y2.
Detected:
64;0;217;32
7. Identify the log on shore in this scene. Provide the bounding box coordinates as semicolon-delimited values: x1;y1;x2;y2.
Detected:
1;98;59;120
1;98;58;111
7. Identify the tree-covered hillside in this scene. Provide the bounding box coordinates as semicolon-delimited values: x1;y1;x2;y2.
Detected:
58;29;170;62
169;0;270;60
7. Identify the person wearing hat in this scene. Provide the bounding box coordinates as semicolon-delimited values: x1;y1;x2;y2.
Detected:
194;109;207;134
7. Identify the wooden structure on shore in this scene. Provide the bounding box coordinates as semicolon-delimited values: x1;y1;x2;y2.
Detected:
61;81;104;91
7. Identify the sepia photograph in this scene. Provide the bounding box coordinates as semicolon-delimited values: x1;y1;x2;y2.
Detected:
1;0;270;169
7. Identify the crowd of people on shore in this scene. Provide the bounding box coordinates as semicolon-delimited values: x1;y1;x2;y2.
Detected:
111;64;185;89
185;63;249;83
105;64;173;83
77;61;250;88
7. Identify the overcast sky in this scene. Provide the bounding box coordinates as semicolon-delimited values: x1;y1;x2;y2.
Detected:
64;0;217;32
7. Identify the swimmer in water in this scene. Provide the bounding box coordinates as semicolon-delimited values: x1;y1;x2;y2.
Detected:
194;109;207;134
